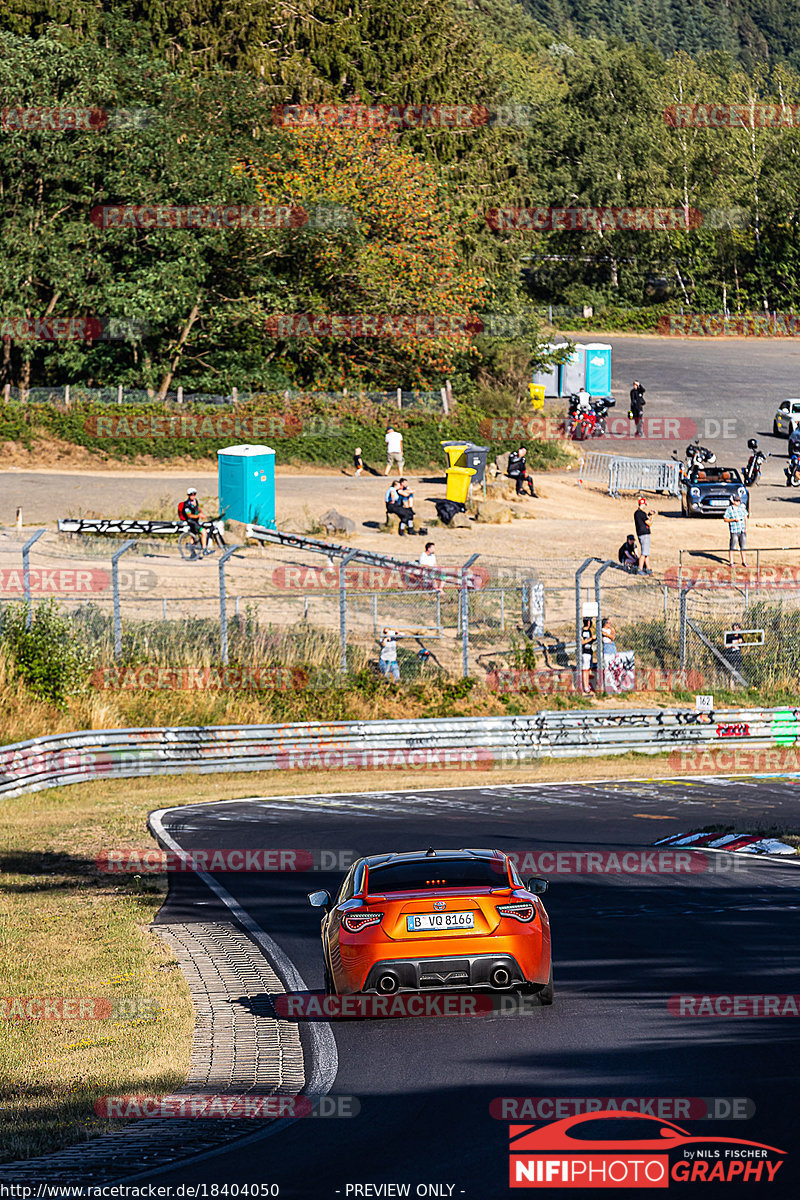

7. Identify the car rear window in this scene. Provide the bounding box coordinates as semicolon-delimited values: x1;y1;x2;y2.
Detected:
369;857;508;892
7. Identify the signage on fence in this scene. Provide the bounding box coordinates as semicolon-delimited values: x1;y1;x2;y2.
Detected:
724;629;764;648
696;694;714;712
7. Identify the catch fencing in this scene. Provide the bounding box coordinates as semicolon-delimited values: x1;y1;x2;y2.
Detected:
0;707;797;799
0;384;449;412
4;527;800;693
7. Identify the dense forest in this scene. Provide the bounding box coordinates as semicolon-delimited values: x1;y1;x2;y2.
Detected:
3;0;800;394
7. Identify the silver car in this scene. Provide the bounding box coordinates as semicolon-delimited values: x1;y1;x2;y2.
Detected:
773;399;800;437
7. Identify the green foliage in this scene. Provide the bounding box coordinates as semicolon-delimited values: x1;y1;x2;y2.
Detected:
0;600;94;705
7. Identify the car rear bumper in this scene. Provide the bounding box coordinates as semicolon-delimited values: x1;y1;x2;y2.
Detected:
359;952;536;993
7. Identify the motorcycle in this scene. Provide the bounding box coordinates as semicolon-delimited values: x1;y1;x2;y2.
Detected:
684;439;717;470
785;449;800;487
742;439;768;486
568;393;615;441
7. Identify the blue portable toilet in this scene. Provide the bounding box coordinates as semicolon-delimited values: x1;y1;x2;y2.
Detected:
585;343;612;395
217;444;276;528
532;342;561;397
560;343;587;396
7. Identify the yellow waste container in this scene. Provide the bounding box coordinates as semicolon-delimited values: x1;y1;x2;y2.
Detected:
445;465;476;503
529;383;546;409
441;441;468;469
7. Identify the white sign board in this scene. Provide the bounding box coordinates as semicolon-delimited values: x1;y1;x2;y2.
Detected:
582;601;599;618
696;694;714;713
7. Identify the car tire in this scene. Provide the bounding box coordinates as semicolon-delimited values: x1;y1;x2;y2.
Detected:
323;951;336;996
537;964;554;1006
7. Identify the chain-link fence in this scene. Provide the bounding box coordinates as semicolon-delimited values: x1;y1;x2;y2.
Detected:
3;526;800;695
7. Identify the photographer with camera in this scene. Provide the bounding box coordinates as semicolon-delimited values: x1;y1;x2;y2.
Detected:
634;497;653;574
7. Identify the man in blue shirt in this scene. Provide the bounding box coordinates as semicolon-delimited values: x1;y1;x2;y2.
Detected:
723;488;748;569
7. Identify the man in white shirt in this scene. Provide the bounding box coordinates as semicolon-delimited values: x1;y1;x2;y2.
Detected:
384;426;404;475
418;541;444;592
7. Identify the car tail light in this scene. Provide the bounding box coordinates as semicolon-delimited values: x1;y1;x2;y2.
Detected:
341;910;384;933
496;901;536;923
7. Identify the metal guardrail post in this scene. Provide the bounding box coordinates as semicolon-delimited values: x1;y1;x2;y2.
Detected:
218;545;238;665
22;529;45;629
593;560;630;691
574;557;603;688
460;554;480;678
111;540;136;659
339;550;358;674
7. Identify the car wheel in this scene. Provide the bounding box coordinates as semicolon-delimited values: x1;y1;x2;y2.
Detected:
537;964;554;1006
323;951;336;996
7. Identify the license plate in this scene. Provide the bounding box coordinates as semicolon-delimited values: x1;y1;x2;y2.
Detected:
709;498;729;506
406;911;475;932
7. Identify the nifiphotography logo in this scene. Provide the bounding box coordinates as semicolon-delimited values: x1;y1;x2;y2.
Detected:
508;1111;786;1187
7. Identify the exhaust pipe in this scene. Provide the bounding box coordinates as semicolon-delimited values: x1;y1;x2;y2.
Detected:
377;972;399;995
490;965;512;990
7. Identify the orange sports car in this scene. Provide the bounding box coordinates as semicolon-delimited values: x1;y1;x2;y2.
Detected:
307;848;553;1001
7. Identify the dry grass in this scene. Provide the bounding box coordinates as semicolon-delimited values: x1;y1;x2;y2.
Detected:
0;782;193;1164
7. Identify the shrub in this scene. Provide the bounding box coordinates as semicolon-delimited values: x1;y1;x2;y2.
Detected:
0;601;95;706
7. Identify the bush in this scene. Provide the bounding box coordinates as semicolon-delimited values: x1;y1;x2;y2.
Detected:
0;601;95;706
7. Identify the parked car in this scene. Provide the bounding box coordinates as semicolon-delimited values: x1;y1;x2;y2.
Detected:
773;398;800;437
680;466;749;517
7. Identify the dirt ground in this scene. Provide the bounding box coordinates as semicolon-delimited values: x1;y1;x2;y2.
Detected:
5;455;800;571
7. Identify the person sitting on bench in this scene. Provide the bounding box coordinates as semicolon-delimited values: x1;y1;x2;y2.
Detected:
385;480;415;535
507;447;535;497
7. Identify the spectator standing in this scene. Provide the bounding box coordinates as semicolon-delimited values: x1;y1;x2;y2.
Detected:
581;617;594;693
725;621;744;680
634;497;652;574
618;534;638;573
629;380;646;437
419;541;444;593
724;488;749;569
384;426;404;475
353;446;364;476
601;616;617;658
379;627;400;682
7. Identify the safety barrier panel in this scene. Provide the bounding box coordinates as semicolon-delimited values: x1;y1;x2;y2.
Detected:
578;453;680;497
0;708;796;798
609;457;680;498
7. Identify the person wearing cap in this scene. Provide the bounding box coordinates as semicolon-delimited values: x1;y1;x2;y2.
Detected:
618;534;638;573
723;488;749;569
178;487;208;554
379;627;400;682
634;497;652;574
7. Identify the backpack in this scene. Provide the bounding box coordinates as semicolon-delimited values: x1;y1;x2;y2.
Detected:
178;500;188;520
434;499;466;525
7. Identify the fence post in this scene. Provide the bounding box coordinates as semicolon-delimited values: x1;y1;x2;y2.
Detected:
679;581;696;670
460;553;480;678
111;540;136;659
21;529;45;629
574;557;603;688
218;545;238;665
339;550;358;674
593;560;631;691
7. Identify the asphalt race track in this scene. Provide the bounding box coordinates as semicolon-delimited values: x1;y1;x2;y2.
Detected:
140;775;799;1198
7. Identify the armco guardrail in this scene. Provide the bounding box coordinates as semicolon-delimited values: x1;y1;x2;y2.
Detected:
0;708;797;798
